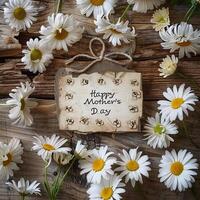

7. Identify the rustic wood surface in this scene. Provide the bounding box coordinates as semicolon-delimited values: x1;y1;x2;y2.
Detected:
0;1;200;200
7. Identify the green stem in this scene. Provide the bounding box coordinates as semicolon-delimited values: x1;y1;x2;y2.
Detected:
183;2;198;22
20;195;25;200
120;4;131;20
43;164;52;199
58;157;76;188
56;0;63;14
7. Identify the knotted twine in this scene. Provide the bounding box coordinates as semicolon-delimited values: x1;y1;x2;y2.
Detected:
65;37;133;74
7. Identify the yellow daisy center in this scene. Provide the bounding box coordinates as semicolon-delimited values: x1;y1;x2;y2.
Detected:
110;28;121;34
171;98;184;109
3;153;13;166
100;187;113;200
13;7;26;20
159;17;166;23
154;123;166;135
55;28;68;40
126;160;139;171
90;0;105;6
20;98;26;110
176;41;192;47
170;161;184;176
43;144;55;151
31;49;42;61
92;159;105;172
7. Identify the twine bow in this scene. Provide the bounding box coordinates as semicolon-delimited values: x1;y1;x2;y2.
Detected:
65;37;133;74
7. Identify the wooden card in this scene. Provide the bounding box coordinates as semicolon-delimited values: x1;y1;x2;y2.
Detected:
55;70;143;133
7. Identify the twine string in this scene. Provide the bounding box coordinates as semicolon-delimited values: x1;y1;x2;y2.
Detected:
65;37;133;74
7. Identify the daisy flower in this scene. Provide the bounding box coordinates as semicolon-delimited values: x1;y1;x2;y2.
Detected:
6;82;37;127
151;7;170;31
115;148;151;188
158;84;198;121
158;149;198;192
94;15;136;46
3;0;37;31
76;0;117;19
159;22;200;58
159;55;178;78
53;152;73;166
40;13;84;51
79;146;116;184
75;140;89;159
6;178;41;196
87;174;125;200
144;113;178;149
22;38;53;73
32;134;71;162
0;138;23;181
127;0;166;13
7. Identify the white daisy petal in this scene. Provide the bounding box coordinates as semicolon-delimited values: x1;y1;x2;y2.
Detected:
115;148;151;188
3;0;37;31
158;149;198;192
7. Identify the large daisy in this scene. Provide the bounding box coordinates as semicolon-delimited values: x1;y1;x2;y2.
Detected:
127;0;166;13
159;22;200;58
3;0;37;31
144;112;178;149
76;0;117;19
0;138;23;181
6;82;37;127
40;13;84;51
6;178;41;196
22;38;53;73
158;149;198;192
87;175;125;200
32;134;71;162
151;7;170;31
94;15;136;46
158;84;198;121
115;148;151;188
79;146;116;184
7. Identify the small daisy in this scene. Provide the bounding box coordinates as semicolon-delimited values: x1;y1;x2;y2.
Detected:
75;140;89;159
32;134;71;162
159;22;200;58
0;138;23;181
127;0;166;13
6;82;37;127
79;146;116;184
4;0;37;31
115;148;151;188
159;55;178;78
40;13;84;51
76;0;117;19
144;113;178;149
22;38;53;73
158;149;198;192
6;178;41;196
158;84;198;121
94;15;136;46
53;152;73;166
87;174;125;200
151;7;170;31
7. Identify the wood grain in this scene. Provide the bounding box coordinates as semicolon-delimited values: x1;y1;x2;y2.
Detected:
0;100;200;200
0;0;200;200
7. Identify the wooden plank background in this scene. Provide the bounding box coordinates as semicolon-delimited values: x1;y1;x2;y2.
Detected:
0;1;200;199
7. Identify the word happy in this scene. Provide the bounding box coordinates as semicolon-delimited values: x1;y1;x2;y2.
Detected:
83;90;121;116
